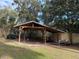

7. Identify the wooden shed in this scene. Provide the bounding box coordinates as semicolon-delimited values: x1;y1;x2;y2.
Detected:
14;21;64;44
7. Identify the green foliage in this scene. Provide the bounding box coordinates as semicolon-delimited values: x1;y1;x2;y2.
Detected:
44;0;79;32
14;0;41;23
0;8;18;37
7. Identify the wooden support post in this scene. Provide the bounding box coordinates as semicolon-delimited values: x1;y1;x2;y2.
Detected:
43;28;47;45
24;30;26;42
19;27;22;42
57;33;59;43
41;30;44;43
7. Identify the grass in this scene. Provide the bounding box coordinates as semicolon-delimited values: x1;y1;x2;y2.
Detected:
0;39;79;59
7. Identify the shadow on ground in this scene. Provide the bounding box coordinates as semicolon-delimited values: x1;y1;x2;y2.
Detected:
47;43;79;53
0;42;44;59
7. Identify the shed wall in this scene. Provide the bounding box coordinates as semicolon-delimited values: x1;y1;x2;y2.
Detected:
72;33;79;43
59;33;79;43
59;33;69;41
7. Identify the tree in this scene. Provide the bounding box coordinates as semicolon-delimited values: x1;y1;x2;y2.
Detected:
13;0;79;44
44;0;79;44
14;0;42;24
0;8;18;37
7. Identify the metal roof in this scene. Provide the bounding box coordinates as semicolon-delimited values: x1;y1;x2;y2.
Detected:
14;21;64;33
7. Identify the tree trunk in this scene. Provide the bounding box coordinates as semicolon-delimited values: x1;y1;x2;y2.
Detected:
69;33;73;45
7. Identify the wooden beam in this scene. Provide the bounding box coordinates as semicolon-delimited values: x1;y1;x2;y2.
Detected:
21;26;44;29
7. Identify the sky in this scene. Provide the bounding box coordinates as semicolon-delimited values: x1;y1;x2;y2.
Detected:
38;0;46;5
0;0;16;9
